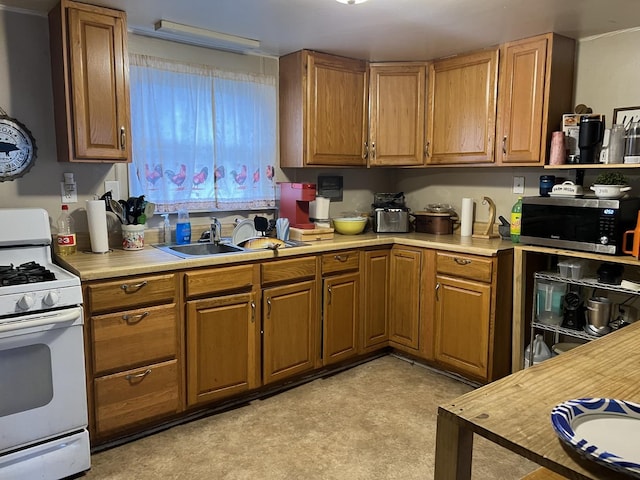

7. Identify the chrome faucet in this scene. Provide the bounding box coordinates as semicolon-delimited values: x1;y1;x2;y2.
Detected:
210;217;221;245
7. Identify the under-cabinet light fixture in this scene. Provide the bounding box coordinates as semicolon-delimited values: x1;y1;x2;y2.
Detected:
150;20;260;53
335;0;369;4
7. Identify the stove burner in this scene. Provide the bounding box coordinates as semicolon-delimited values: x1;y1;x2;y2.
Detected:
0;262;56;286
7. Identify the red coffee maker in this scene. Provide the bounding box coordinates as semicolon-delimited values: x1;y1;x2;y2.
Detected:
279;182;316;229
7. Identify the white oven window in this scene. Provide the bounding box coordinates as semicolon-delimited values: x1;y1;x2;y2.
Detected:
0;343;53;417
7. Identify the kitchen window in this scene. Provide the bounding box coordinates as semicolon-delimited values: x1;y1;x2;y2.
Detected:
128;54;277;213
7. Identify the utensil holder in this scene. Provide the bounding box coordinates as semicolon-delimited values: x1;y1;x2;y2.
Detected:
122;224;145;250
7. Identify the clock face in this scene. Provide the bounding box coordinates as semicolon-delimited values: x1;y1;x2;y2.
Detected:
0;117;37;182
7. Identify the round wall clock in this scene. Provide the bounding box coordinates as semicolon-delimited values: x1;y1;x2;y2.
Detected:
0;111;37;182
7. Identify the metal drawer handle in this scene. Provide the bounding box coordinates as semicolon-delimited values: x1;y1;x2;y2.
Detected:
120;280;148;291
122;311;149;324
334;254;349;262
251;301;256;323
120;126;126;150
327;285;332;305
502;136;507;155
435;282;440;301
454;258;471;266
266;297;272;318
125;369;151;381
363;141;368;160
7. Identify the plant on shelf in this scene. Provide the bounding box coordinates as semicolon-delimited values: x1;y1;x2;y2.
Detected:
594;171;628;186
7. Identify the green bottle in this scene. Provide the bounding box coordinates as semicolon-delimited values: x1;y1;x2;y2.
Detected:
510;196;523;243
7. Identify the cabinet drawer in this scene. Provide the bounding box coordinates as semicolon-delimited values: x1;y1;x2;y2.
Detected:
185;264;255;298
261;257;316;285
92;303;178;375
87;274;177;313
94;359;180;436
436;252;493;283
321;250;359;275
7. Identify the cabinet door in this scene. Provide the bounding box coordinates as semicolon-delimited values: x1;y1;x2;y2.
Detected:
323;273;359;365
66;4;131;161
496;37;548;165
362;250;390;350
426;49;498;165
389;247;421;349
263;280;317;384
369;63;427;166
434;275;491;380
307;52;368;166
186;292;259;406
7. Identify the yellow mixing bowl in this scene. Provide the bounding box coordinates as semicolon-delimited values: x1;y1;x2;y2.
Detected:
332;217;367;235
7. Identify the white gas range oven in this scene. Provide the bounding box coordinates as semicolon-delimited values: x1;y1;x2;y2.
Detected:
0;208;90;479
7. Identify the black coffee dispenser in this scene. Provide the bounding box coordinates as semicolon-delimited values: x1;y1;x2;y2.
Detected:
578;115;605;164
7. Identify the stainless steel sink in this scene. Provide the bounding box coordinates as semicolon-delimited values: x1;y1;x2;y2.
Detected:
154;242;246;258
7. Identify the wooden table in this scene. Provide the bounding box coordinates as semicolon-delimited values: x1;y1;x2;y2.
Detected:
434;320;640;479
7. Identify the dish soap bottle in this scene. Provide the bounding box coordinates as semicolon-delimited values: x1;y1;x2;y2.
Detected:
161;213;171;245
510;197;523;243
56;204;77;256
176;210;191;245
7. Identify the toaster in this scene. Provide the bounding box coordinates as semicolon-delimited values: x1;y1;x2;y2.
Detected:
373;208;410;233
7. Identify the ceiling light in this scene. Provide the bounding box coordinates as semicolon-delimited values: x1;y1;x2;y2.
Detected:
335;0;369;4
147;20;260;53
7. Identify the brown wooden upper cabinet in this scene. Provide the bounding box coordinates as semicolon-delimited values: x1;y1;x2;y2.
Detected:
279;50;368;167
426;49;499;165
368;63;428;167
426;33;575;166
496;33;575;166
49;0;132;163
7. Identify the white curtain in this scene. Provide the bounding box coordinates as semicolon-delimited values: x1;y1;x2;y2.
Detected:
128;54;277;213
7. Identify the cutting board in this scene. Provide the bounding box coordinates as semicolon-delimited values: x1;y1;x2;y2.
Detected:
289;226;334;242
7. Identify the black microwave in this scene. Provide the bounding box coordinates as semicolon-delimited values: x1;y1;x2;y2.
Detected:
520;196;640;254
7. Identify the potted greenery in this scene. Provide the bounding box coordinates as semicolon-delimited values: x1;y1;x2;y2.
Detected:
591;171;631;198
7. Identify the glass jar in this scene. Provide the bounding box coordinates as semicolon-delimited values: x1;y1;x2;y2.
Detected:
539;175;555;197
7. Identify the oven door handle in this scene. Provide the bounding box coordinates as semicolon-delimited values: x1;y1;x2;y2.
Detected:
0;306;83;334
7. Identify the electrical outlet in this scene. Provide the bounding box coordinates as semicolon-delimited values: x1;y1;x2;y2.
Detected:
105;180;120;201
513;176;525;194
60;181;77;203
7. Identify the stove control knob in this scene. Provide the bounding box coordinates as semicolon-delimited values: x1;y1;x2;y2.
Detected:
43;291;59;307
600;236;609;245
17;294;35;309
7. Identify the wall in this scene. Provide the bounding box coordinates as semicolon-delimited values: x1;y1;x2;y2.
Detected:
396;28;640;226
1;6;638;238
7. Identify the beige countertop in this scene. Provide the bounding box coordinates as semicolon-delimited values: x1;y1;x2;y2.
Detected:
55;232;514;281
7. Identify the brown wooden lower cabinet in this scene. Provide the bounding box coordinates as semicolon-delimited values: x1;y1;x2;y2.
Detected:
361;249;390;351
432;250;513;383
434;275;492;379
262;280;317;384
388;246;422;350
186;292;260;406
94;359;180;436
323;272;359;365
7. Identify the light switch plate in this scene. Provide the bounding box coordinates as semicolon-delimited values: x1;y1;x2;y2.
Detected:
513;176;525;194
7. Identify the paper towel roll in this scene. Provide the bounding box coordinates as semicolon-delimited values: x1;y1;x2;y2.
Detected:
460;198;474;237
87;200;110;253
